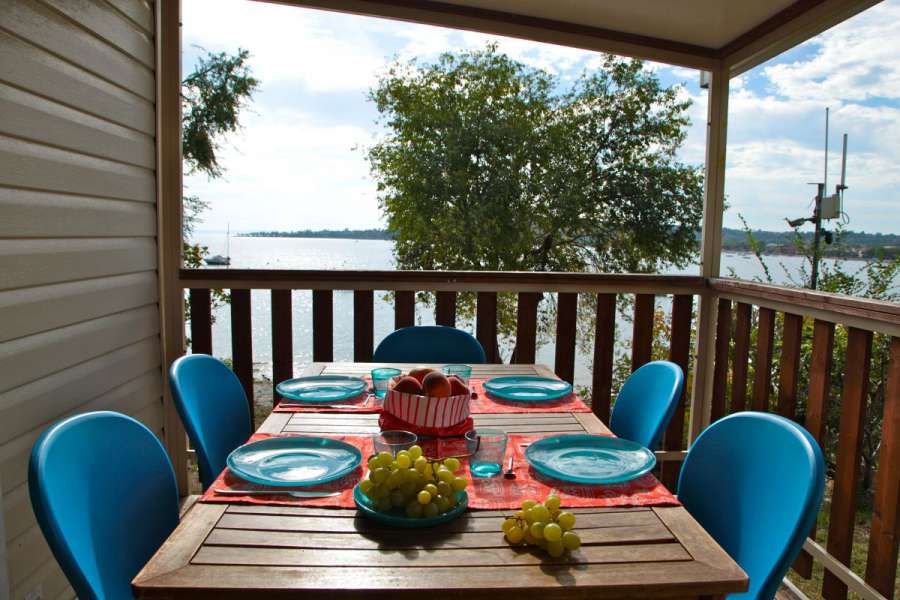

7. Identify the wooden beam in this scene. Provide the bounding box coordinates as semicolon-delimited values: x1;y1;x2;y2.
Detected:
435;291;457;327
631;294;655;371
689;64;728;443
723;0;883;76
353;290;374;362
513;292;539;364
554;293;578;383
730;303;752;413
778;313;804;419
751;307;776;412
591;294;616;423
189;289;212;356
312;290;333;362
394;291;415;330
710;298;732;422
271;289;293;404
155;0;187;494
476;292;498;363
258;0;719;70
230;289;254;426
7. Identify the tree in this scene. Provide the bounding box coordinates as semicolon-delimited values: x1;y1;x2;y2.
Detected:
182;48;259;267
367;45;703;351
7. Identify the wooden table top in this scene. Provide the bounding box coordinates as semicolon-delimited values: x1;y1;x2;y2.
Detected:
133;363;747;599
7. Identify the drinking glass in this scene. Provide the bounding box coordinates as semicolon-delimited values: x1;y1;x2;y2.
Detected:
373;430;418;456
465;428;508;477
371;367;402;398
442;364;472;385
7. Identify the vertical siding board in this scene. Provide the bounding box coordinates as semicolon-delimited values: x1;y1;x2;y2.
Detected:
230;289;254;426
353;290;374;362
631;294;655;371
476;292;498;363
554;293;577;383
730;303;752;412
751;307;775;412
435;291;457;327
271;290;293;405
514;292;539;364
711;298;732;422
188;288;212;355
778;313;803;419
662;294;692;490
394;291;415;330
866;337;900;598
312;290;334;362
823;328;873;600
591;293;616;423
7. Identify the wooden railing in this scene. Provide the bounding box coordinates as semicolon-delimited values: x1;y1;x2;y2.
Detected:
709;278;900;600
180;268;900;600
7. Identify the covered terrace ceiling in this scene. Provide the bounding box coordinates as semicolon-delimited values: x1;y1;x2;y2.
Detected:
264;0;882;74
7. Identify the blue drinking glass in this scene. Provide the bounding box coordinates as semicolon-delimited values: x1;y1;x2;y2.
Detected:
465;428;508;478
371;368;402;398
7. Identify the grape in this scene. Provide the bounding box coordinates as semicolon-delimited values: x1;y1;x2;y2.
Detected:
544;495;561;512
417;490;432;504
529;522;545;540
524;508;537;524
370;485;388;500
408;445;423;460
368;457;380;471
451;476;468;492
423;502;439;518
376;496;392;511
514;510;525;520
543;523;562;542
562;531;581;551
387;470;404;489
443;457;461;472
522;529;538;545
422;463;434;478
377;451;393;467
557;512;576;531
531;504;551;523
437;469;454;484
390;490;406;505
437;481;453;497
396;453;411;469
371;468;389;484
390;461;399;471
414;456;428;472
424;483;438;497
406;501;423;518
547;541;565;558
359;479;374;495
501;518;518;533
521;499;537;511
506;526;525;544
436;495;450;512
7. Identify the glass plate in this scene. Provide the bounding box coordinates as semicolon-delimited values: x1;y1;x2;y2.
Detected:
483;376;573;402
525;434;656;484
227;437;362;487
353;484;468;528
275;375;368;402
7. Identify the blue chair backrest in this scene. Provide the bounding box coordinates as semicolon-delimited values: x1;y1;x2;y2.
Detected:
169;354;252;490
609;360;684;450
373;325;487;364
678;412;825;600
29;411;179;600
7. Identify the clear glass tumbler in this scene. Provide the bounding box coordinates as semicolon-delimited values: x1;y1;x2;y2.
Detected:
373;430;418;456
465;428;508;477
442;364;473;385
371;367;402;398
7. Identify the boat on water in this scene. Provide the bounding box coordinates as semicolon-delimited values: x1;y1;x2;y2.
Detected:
204;225;232;266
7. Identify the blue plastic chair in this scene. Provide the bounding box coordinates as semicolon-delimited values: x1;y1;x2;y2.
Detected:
678;412;825;600
29;411;180;600
609;360;684;450
169;354;252;490
373;325;487;364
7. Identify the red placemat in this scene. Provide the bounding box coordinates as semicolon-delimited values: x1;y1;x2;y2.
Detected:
201;433;678;510
273;377;592;414
199;433;372;507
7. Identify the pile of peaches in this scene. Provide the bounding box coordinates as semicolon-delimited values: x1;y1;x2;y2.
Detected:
392;367;469;398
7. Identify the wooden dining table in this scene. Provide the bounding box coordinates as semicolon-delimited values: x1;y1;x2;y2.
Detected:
133;362;748;599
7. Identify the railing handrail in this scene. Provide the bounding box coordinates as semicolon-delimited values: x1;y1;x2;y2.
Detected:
179;268;707;294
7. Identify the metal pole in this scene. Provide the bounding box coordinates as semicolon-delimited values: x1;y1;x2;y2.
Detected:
811;183;824;290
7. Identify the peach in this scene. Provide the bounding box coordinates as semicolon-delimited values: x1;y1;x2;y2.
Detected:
448;376;468;397
392;376;423;395
422;372;452;398
408;367;435;384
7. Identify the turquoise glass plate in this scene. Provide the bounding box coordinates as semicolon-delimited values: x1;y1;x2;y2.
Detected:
483;376;573;402
525;434;656;484
227;436;362;487
353;485;468;528
276;375;367;402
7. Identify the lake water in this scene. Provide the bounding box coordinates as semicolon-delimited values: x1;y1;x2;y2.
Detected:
192;232;868;390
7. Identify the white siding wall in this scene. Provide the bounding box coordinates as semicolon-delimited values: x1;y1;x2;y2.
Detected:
0;1;162;598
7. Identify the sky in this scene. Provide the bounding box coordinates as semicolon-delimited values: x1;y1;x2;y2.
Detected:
182;0;900;235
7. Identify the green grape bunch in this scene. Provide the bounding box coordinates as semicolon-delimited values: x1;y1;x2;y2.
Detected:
359;444;468;517
501;495;581;558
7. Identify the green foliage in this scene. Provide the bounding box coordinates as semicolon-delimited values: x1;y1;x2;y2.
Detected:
367;45;703;349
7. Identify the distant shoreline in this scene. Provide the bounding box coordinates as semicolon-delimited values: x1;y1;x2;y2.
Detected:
238;228;899;259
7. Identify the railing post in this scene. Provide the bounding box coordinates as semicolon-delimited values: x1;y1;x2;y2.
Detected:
689;63;729;443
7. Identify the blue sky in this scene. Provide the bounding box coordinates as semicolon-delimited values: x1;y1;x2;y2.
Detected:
182;0;900;234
